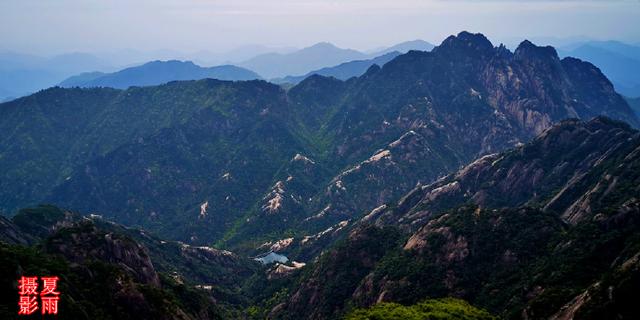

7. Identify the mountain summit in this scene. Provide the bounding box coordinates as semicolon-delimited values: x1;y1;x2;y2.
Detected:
434;31;495;57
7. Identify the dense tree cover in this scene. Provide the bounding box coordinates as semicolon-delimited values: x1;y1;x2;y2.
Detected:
0;205;263;319
0;242;225;320
344;298;495;320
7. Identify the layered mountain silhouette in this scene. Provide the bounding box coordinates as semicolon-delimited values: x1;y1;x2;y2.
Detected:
0;51;114;101
59;60;261;89
1;32;636;246
260;40;435;82
2;31;640;319
560;41;640;97
239;42;369;79
368;39;435;56
273;51;402;84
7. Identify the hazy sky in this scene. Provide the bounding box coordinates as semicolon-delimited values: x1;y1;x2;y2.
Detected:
1;0;639;55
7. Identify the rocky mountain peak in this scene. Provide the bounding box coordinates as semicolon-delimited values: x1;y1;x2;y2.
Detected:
514;39;560;62
434;31;495;57
495;43;513;59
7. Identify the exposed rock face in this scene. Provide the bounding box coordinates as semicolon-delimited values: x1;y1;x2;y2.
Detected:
268;237;293;252
262;181;285;214
277;118;640;319
350;207;564;310
549;285;595;320
376;117;640;229
45;221;161;286
180;244;237;263
267;261;306;280
199;201;209;218
276;226;401;320
235;32;639;256
546;217;640;320
300;129;459;232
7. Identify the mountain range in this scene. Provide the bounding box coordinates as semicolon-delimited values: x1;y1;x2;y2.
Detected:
0;40;435;101
272;40;435;84
59;60;261;89
7;37;640;104
2;117;638;319
239;40;435;79
1;31;636;244
1;31;639;319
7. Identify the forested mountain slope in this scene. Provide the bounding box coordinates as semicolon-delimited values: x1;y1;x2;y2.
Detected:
1;32;636;252
273;117;640;319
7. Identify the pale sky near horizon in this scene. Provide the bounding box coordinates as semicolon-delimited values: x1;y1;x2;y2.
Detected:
1;0;639;56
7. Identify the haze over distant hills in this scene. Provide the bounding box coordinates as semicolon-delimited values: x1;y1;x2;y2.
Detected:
559;41;640;97
273;40;436;84
0;52;115;101
367;39;435;56
238;42;369;79
273;51;402;84
242;40;437;80
189;44;298;67
3;37;639;100
59;60;261;89
0;40;435;101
